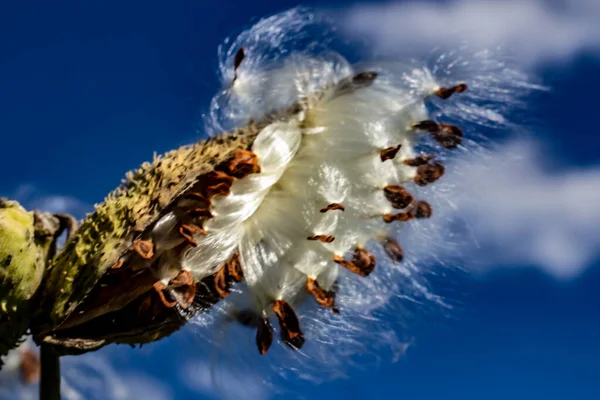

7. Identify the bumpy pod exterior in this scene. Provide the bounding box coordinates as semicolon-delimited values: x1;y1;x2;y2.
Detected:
35;133;257;333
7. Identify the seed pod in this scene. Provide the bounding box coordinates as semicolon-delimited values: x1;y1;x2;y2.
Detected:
32;132;257;345
0;199;59;365
28;10;477;359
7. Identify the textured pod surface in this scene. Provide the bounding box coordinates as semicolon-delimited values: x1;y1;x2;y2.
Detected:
35;133;256;334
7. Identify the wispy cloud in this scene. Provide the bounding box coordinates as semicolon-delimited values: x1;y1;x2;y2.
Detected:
179;360;271;400
342;0;600;66
406;139;600;279
0;341;172;400
8;184;90;219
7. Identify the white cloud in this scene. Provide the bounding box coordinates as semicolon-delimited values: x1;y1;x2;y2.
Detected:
0;342;172;400
407;139;600;279
342;0;600;66
179;360;271;400
8;184;90;219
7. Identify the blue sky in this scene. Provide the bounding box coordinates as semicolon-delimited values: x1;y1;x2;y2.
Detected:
1;0;599;399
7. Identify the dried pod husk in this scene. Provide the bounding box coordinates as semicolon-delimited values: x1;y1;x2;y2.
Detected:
31;132;259;350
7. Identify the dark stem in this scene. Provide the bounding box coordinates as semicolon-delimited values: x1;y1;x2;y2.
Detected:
39;343;61;400
38;213;78;400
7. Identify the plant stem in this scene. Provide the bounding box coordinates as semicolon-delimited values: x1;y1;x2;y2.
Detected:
40;343;61;400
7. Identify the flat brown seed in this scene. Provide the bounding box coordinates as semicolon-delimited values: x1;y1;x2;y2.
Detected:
205;182;231;198
352;71;378;86
179;223;206;246
256;317;274;356
273;300;305;350
169;270;194;286
413;120;440;133
133;239;155;259
414;162;446;186
225;150;261;179
214;264;230;298
380;144;402;162
307;234;335;243
435;83;468;99
320;203;345;213
110;259;124;270
179;192;211;209
383;238;404;263
431;123;464;149
202;171;234;198
383;211;415;223
226;253;243;282
186;208;213;219
173;283;197;309
403;154;436;167
383;185;414;209
353;247;376;276
306;278;335;308
333;254;373;277
153;281;176;308
414;201;433;219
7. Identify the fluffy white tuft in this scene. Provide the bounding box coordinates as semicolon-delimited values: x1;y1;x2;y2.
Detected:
163;6;541;389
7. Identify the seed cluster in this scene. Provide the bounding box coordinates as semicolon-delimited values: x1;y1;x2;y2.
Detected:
36;41;469;358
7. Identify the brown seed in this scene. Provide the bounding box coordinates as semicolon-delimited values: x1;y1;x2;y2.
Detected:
435;83;468;99
223;150;261;179
233;47;245;82
173;282;197;309
333;248;376;277
403;154;436;167
352;71;378;87
353;247;376;276
256;317;274;356
273;300;305;350
133;239;155;259
383;185;414;209
414;162;446;186
153;281;176;308
179;192;211;209
380;144;402;162
214;264;230;298
186;208;213;219
320;203;345;213
306;278;336;308
179;223;206;247
226;253;243;282
169;270;194;286
203;171;234;197
205;182;230;197
413;120;440;133
383;238;404;263
414;201;433;219
383;211;415;223
333;255;358;274
307;234;335;243
431;124;463;149
336;71;379;94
